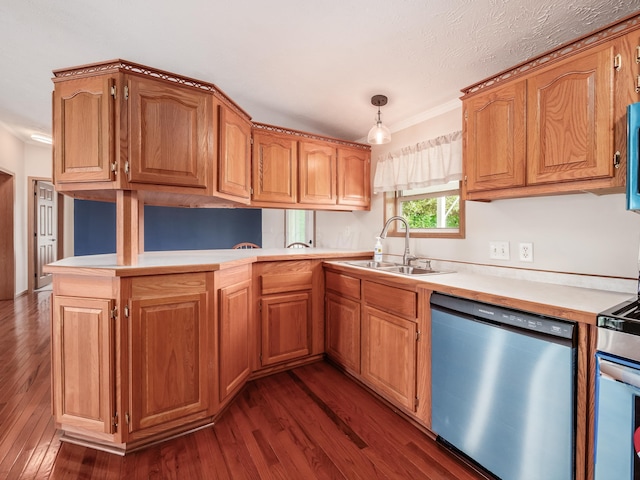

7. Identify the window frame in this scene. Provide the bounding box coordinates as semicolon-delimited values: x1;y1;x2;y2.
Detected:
383;181;465;239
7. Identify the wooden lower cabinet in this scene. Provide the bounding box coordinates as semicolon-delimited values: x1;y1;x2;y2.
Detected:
52;295;116;435
324;268;426;420
255;260;323;370
127;288;210;437
361;306;417;412
261;292;311;365
218;266;252;403
325;292;361;373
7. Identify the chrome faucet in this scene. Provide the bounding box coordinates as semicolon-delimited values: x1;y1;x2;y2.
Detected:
378;215;417;266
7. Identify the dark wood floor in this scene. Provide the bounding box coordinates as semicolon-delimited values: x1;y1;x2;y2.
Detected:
0;290;487;479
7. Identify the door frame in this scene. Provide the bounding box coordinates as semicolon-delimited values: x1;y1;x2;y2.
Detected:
28;177;64;292
0;169;14;300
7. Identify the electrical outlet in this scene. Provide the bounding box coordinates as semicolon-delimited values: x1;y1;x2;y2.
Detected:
489;241;510;260
519;242;533;262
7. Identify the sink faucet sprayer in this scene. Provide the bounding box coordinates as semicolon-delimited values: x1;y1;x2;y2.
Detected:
378;216;417;266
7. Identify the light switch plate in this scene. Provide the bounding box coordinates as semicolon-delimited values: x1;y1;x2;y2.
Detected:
489;241;510;260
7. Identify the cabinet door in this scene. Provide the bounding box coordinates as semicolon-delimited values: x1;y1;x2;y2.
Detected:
464;80;526;192
325;292;360;373
218;105;251;199
128;76;211;189
361;306;417;411
219;279;252;402
53;76;115;183
298;141;336;205
527;45;614;185
252;131;298;204
52;296;115;434
337;147;370;208
128;292;209;433
261;292;311;366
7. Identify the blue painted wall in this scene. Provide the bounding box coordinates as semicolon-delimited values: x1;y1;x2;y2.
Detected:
74;200;262;256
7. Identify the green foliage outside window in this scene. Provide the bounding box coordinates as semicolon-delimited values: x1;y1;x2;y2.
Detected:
401;195;460;229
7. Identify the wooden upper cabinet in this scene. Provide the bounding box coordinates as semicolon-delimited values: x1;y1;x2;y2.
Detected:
218;104;251;200
127;76;211;189
298;141;337;205
337;147;370;207
53;75;115;184
464;80;526;193
252;131;298;204
527;45;615;185
613;32;640;178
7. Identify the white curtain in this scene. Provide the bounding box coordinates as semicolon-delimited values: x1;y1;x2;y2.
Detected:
373;130;462;194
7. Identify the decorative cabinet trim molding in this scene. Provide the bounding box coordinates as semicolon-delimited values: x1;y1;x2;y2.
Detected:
462;12;640;97
52;58;251;121
252;122;370;150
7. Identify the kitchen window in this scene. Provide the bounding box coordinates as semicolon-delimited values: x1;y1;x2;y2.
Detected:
284;209;315;247
374;130;464;239
384;180;465;239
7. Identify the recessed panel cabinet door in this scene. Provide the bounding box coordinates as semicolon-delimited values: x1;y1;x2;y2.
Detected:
218;105;251;200
337;147;370;208
361;306;417;411
261;292;311;366
219;278;252;402
52;296;115;434
252;131;298;204
299;141;337;205
53;76;115;183
464;80;526;192
527;45;614;184
129;292;209;434
325;292;361;373
128;76;211;189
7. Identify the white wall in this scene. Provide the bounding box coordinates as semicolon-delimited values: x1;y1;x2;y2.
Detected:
313;106;640;280
0;125;54;295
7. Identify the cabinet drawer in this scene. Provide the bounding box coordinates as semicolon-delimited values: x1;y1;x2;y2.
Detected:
363;281;416;319
261;271;313;295
325;271;361;300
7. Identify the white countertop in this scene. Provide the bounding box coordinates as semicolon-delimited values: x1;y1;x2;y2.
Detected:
326;260;633;324
44;248;372;276
46;249;633;324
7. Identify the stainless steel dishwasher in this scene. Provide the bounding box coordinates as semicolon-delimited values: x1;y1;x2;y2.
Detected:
430;293;577;480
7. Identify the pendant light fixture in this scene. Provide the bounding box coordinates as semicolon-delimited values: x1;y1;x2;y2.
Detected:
367;94;391;145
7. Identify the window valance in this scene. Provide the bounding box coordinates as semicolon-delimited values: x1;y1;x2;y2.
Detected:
373;130;463;194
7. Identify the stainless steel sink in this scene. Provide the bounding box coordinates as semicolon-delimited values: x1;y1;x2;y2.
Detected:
343;260;452;276
346;260;397;268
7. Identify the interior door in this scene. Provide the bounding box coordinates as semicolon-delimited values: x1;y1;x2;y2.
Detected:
35;180;57;289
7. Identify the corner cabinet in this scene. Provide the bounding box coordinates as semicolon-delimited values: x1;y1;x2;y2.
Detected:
254;260;325;371
463;31;638;200
52;61;252;207
50;271;218;452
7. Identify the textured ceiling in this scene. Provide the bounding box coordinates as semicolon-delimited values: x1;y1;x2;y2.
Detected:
1;1;640;144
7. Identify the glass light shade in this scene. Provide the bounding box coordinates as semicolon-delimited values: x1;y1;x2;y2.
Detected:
367;121;391;145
